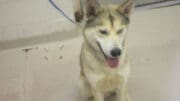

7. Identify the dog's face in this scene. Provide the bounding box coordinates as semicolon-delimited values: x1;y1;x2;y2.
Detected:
75;0;134;67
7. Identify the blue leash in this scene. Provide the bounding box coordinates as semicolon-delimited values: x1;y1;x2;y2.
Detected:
49;0;75;24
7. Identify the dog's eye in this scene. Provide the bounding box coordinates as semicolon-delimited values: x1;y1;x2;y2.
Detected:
117;29;124;34
99;30;108;35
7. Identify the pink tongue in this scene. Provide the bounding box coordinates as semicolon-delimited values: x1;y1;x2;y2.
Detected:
107;58;119;68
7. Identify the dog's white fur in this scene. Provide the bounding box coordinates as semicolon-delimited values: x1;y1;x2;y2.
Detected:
75;0;134;101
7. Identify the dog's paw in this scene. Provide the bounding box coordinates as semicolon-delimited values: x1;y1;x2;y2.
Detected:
87;96;94;101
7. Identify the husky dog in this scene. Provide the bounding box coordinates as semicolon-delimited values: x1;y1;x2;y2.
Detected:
74;0;134;101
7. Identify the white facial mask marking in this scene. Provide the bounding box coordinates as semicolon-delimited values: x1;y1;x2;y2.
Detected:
97;37;124;58
97;38;114;57
85;25;127;58
96;28;127;58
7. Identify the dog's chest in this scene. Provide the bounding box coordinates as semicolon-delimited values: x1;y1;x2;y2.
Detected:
96;73;122;92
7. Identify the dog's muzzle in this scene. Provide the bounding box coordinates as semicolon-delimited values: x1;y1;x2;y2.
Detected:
96;42;120;68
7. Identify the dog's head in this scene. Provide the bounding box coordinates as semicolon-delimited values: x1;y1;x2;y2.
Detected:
75;0;134;68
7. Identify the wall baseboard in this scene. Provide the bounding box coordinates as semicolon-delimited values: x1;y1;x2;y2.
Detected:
135;0;180;10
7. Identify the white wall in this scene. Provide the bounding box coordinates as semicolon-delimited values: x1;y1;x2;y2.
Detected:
0;0;75;42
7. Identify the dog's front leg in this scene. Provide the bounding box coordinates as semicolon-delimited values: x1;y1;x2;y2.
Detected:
116;79;128;101
116;84;126;101
91;88;104;101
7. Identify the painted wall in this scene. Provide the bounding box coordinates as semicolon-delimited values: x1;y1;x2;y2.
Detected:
0;0;74;42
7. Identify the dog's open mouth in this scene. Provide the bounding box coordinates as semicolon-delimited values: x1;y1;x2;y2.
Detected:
106;57;119;68
97;42;119;68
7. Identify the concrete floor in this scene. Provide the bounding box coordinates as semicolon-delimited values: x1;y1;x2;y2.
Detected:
0;6;180;101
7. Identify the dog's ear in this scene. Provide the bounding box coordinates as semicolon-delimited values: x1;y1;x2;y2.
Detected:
74;0;84;22
74;0;101;23
117;0;134;17
85;0;101;19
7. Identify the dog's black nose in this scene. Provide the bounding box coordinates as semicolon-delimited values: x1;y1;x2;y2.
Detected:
111;48;121;57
